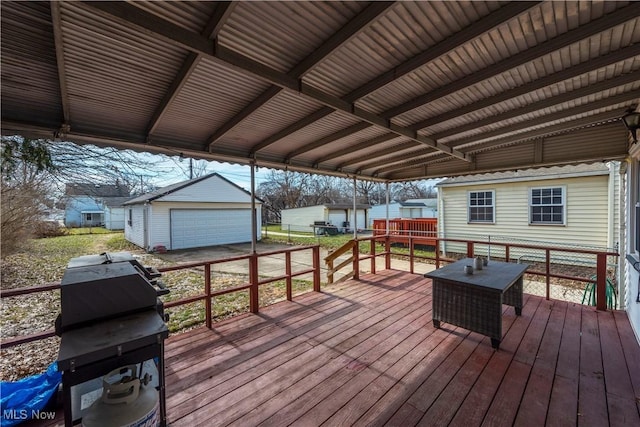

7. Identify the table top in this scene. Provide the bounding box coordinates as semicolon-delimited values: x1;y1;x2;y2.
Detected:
424;258;528;292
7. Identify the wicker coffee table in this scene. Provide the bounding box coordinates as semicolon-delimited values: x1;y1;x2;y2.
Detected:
424;258;528;349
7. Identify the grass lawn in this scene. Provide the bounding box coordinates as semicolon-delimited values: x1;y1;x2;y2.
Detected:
0;230;316;380
0;226;435;380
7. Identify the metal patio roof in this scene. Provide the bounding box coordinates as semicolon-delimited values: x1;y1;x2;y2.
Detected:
2;1;639;182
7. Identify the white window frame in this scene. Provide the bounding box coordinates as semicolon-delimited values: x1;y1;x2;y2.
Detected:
468;190;495;224
529;186;566;225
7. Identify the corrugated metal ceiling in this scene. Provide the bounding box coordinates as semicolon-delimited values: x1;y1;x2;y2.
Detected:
1;1;638;182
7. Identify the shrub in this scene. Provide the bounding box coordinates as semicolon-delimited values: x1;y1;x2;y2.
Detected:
33;221;68;238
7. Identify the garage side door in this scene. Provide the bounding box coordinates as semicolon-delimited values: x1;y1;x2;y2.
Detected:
170;209;251;250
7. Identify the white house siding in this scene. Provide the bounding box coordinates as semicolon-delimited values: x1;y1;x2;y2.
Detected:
328;209;349;229
157;175;252;204
350;209;366;231
104;207;125;230
281;206;325;233
148;202;261;250
611;162;621;250
625;145;640;343
369;203;401;226
124;205;147;248
439;173;613;260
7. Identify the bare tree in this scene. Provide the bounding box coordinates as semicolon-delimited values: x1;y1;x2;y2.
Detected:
1;137;56;255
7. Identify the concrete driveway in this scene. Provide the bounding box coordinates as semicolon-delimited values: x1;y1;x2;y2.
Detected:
153;241;436;283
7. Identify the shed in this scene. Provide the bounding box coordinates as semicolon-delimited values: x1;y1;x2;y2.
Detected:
123;173;262;251
281;204;370;234
436;162;621;256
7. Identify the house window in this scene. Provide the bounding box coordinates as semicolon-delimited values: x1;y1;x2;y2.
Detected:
85;213;92;221
468;191;494;223
128;209;133;226
530;187;565;225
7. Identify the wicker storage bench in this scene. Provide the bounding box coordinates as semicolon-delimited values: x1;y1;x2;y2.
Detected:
425;258;527;349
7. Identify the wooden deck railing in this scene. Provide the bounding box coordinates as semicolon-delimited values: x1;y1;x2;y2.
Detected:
327;234;618;312
372;218;438;247
0;245;321;349
1;237;619;349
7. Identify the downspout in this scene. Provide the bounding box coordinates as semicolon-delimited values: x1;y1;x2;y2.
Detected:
250;162;257;254
619;161;629;310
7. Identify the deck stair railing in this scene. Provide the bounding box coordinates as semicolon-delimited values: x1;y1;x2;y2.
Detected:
325;240;358;284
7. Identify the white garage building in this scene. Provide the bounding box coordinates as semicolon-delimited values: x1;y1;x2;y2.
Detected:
124;173;261;251
281;204;370;233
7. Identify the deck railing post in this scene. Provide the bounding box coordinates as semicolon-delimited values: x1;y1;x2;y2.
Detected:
385;235;391;269
596;253;607;311
409;236;414;274
545;249;551;300
435;238;441;268
370;238;376;274
313;246;321;292
205;263;212;329
249;253;259;313
286;251;292;301
467;241;474;258
353;240;360;280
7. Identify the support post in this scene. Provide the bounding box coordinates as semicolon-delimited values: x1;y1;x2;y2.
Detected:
250;161;257;254
353;176;357;240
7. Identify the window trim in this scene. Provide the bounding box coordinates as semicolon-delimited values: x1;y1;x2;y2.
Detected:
528;185;566;226
467;190;495;224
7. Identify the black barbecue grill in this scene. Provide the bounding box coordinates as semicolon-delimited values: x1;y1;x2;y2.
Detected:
56;252;169;426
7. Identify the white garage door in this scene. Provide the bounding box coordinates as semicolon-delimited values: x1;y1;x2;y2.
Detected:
170;209;252;250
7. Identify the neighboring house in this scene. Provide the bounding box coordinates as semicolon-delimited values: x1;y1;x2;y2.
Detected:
369;198;437;226
281;204;370;233
123;173;262;251
436;162;621;257
64;183;130;228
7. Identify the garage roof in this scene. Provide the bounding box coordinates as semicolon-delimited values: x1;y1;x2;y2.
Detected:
1;1;639;182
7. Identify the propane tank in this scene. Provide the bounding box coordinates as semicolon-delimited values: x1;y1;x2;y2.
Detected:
82;365;159;427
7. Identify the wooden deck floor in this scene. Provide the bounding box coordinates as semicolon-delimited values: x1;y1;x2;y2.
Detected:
163;270;640;427
31;269;640;427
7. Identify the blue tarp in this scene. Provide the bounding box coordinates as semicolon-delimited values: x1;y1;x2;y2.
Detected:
0;363;61;426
